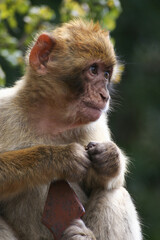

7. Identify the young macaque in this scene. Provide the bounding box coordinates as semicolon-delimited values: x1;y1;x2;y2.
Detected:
0;20;142;240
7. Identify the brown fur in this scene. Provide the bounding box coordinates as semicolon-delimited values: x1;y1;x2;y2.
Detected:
0;19;142;240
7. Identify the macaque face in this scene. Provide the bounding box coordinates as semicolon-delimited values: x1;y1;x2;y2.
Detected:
75;61;112;123
28;20;117;129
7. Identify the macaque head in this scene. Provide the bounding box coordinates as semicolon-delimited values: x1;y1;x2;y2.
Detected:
28;20;119;127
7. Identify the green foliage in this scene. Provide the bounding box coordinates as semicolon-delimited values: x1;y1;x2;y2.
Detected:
61;0;121;29
111;0;160;239
0;66;6;86
0;0;56;86
0;0;121;87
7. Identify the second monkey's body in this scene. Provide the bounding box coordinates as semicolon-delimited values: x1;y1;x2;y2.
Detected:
0;20;142;240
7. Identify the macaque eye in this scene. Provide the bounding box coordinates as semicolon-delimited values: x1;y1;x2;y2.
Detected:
90;64;98;75
104;71;110;80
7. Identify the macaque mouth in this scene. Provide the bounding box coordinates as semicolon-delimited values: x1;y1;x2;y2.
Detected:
82;101;106;121
83;101;107;112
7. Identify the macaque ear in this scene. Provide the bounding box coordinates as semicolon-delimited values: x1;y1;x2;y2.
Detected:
29;34;55;74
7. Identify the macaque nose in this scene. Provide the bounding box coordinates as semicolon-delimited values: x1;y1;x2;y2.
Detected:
99;91;109;102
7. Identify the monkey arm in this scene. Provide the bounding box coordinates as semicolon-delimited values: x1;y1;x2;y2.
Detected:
0;146;56;200
0;144;90;200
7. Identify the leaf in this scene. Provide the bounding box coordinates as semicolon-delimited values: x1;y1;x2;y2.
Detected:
0;65;6;87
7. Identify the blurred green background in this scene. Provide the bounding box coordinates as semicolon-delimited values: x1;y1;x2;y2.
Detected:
0;0;160;239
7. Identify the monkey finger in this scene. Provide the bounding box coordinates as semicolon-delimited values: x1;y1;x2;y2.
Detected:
92;155;120;176
87;143;107;156
88;151;107;163
87;145;101;156
85;142;97;150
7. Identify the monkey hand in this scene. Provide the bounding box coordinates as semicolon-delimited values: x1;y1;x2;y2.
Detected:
61;219;96;240
56;143;91;182
85;141;126;189
86;142;120;178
